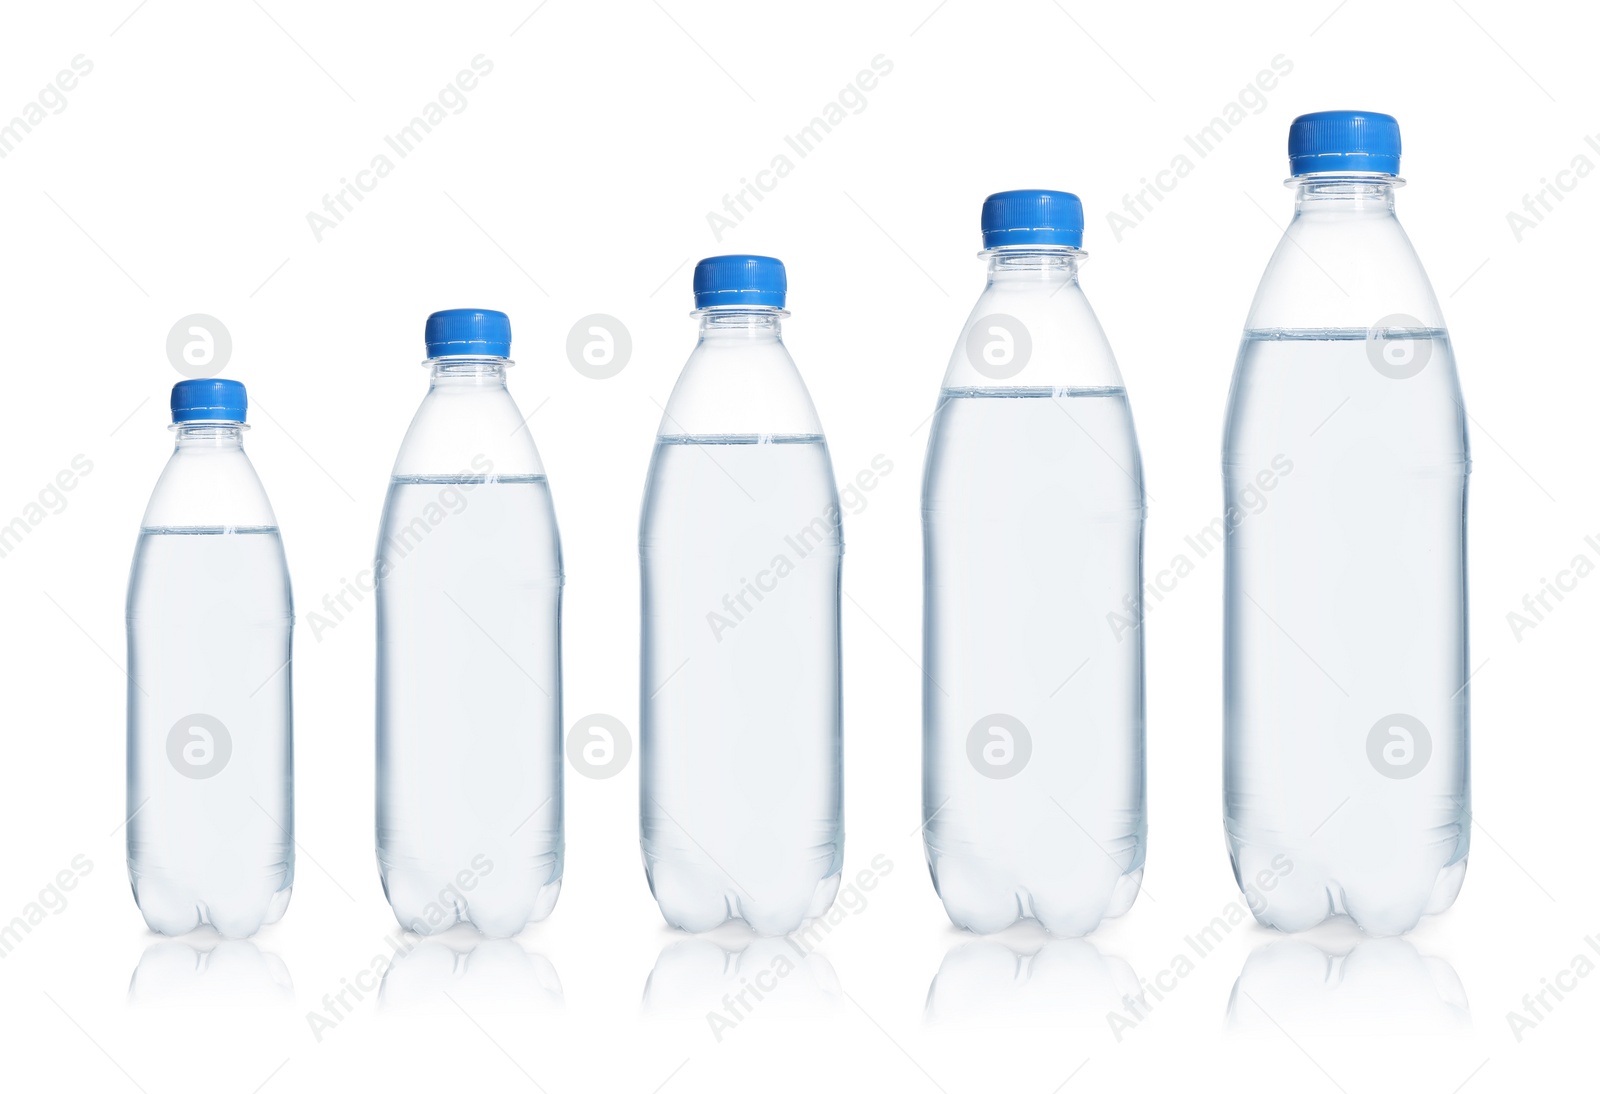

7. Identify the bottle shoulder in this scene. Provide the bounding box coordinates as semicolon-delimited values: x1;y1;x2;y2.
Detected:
140;444;278;529
940;280;1126;392
390;382;547;479
656;337;825;439
1244;211;1446;331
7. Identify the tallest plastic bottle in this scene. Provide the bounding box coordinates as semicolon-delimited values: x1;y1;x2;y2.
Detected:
1224;112;1470;935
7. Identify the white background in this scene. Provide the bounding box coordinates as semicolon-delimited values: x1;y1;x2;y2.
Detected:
0;1;1594;1091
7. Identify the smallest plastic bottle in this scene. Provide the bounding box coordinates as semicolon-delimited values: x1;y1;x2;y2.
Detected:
127;379;295;939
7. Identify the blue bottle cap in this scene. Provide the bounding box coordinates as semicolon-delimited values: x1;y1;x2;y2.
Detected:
425;308;511;357
981;189;1085;249
1289;111;1401;176
172;378;247;423
693;255;786;309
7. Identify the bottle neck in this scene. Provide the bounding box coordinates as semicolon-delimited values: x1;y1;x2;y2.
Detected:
174;423;245;449
1292;175;1399;216
983;247;1083;287
428;356;510;386
696;307;784;342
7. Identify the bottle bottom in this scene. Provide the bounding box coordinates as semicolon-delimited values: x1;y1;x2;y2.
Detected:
130;871;292;940
645;858;842;938
927;856;1145;937
1228;843;1468;936
378;861;563;939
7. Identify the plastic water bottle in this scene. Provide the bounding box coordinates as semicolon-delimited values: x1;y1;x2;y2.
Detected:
639;255;843;935
126;379;294;938
375;309;563;937
921;191;1147;935
1223;112;1469;935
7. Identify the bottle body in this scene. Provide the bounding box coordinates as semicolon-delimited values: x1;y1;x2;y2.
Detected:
1223;178;1470;935
921;249;1146;935
375;356;563;937
639;305;843;936
127;425;294;939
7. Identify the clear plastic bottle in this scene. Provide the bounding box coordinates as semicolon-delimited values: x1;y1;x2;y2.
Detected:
639;255;844;936
921;191;1147;935
375;309;563;937
1223;112;1470;935
126;379;294;938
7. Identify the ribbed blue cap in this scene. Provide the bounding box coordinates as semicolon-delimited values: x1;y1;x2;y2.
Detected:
425;308;511;357
172;378;247;423
693;255;786;309
981;190;1084;249
1289;111;1401;176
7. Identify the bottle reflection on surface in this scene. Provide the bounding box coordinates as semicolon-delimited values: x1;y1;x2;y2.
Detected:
925;934;1142;1025
128;939;294;1007
379;927;563;1013
1228;936;1469;1035
643;932;842;1036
